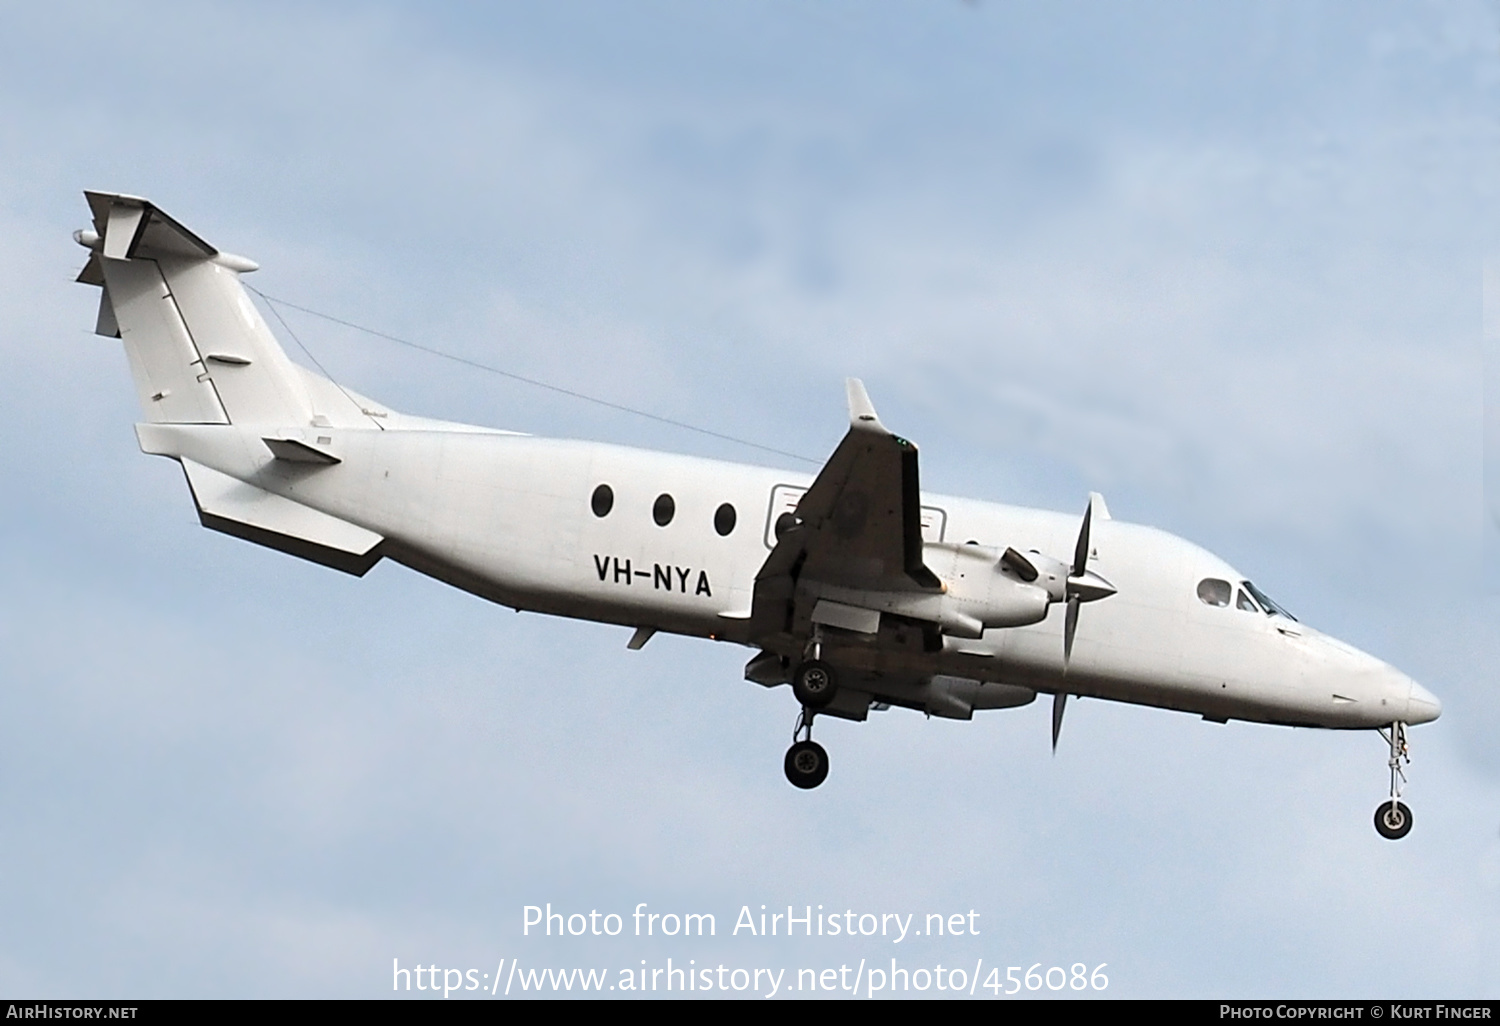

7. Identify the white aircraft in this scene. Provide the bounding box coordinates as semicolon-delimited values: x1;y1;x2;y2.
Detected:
74;192;1441;839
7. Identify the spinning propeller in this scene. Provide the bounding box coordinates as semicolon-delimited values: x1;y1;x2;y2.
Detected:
981;494;1121;749
1025;492;1117;751
1063;491;1116;663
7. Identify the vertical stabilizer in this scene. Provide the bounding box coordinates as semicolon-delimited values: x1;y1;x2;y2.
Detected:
76;192;315;428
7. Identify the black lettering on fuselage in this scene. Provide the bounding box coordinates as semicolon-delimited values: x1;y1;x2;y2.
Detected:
593;555;711;598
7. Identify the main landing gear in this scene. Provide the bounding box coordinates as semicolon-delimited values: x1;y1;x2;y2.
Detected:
1374;722;1413;840
792;659;837;709
785;633;836;789
785;705;829;789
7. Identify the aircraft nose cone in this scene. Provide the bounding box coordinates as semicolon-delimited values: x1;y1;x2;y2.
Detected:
1406;680;1442;724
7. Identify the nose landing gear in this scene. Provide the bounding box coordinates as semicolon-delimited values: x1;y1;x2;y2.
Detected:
1374;722;1413;840
785;706;829;789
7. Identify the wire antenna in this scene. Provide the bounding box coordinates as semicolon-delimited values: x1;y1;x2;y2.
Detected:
246;286;818;465
252;288;386;431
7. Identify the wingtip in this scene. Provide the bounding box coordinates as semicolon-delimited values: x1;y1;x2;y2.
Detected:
846;378;883;431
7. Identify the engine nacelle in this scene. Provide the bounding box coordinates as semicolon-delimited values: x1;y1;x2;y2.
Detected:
922;542;1051;638
803;541;1109;643
1001;547;1070;603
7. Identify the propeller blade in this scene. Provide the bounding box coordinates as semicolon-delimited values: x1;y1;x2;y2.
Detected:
1052;691;1068;751
1072;502;1093;578
1063;492;1111;665
1063;594;1080;665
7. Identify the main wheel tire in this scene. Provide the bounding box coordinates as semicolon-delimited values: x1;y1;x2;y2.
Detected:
792;660;837;709
1374;800;1413;840
784;740;830;789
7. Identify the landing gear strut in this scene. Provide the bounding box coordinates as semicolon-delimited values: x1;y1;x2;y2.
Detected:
1374;722;1413;840
784;706;829;789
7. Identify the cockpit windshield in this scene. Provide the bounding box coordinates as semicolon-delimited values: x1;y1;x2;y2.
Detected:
1242;580;1296;621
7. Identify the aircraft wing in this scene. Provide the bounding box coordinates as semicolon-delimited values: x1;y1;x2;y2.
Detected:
747;380;940;640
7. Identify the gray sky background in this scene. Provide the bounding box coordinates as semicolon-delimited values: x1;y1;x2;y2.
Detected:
0;0;1496;998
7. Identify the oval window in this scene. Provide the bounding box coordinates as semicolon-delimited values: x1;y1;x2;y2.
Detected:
774;511;798;539
714;502;737;536
653;493;675;527
1196;578;1231;607
591;484;613;518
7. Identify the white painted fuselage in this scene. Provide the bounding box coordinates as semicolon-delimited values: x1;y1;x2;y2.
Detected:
136;419;1439;732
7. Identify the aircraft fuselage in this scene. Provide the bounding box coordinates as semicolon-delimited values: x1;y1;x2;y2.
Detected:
138;421;1437;732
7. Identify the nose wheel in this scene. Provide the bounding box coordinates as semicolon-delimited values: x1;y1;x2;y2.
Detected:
1373;722;1413;840
1375;800;1413;840
784;706;829;789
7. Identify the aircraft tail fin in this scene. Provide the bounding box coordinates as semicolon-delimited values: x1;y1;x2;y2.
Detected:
76;192;362;428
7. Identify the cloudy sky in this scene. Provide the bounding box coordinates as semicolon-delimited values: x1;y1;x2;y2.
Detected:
0;0;1496;999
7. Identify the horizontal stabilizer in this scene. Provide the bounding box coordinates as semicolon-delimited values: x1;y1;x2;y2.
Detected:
181;459;382;575
85;191;216;262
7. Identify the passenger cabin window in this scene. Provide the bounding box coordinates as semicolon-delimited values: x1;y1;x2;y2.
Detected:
714;503;737;536
1236;588;1261;613
590;484;613;518
653;493;675;527
1197;578;1231;607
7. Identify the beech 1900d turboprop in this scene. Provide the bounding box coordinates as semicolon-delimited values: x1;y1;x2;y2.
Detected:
74;192;1442;839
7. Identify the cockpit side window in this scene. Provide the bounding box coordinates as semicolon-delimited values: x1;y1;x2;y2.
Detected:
1242;580;1296;621
1236;588;1261;612
1197;578;1231;607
